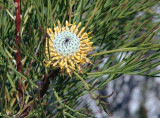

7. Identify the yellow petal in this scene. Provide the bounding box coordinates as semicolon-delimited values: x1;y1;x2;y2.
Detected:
77;22;81;29
59;59;64;69
92;47;96;49
66;67;71;76
58;20;61;29
67;56;75;68
62;27;65;31
80;39;89;43
83;57;92;64
53;60;59;66
66;21;69;27
78;27;85;37
71;56;79;64
47;28;54;36
78;50;84;54
71;25;76;32
45;62;50;67
54;27;59;33
87;42;93;46
74;55;82;62
82;33;88;38
76;52;81;56
80;54;87;59
54;32;57;36
88;37;93;40
81;44;86;47
88;32;91;35
51;56;60;61
80;47;91;51
77;65;83;73
74;29;78;34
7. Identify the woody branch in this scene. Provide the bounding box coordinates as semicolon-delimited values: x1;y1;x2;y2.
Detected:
15;0;23;103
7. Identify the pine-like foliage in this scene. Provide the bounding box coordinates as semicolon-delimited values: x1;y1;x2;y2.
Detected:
0;0;160;117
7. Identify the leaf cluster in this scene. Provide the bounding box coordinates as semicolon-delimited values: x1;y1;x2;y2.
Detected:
0;0;160;117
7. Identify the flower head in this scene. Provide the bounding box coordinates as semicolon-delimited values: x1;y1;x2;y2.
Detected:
44;20;95;76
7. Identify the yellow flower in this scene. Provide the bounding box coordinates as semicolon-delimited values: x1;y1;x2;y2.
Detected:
44;20;95;76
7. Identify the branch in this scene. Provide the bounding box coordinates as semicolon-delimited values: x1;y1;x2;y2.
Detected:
40;68;60;98
15;0;23;104
17;68;60;118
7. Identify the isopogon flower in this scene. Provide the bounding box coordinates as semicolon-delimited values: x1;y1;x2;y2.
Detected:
44;20;95;76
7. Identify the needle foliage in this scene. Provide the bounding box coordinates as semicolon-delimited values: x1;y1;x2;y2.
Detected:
0;0;160;117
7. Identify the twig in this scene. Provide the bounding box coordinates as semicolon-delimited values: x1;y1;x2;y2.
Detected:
25;37;43;76
15;0;23;104
17;68;60;118
40;68;60;98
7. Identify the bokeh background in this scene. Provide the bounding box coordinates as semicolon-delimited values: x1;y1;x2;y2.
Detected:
81;4;160;118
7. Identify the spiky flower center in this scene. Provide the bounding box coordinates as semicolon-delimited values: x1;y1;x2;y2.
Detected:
53;31;80;56
44;20;95;76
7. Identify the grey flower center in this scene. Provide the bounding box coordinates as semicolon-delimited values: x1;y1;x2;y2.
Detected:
53;31;80;56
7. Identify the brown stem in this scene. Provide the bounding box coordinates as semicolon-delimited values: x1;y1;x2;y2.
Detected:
25;59;34;76
40;68;60;98
15;0;23;103
17;68;60;118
